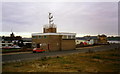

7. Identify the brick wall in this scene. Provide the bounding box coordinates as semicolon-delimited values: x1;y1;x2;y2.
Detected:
61;39;75;50
32;35;76;51
32;35;61;51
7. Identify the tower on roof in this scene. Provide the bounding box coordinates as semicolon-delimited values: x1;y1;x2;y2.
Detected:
43;12;57;33
10;28;15;38
10;32;14;38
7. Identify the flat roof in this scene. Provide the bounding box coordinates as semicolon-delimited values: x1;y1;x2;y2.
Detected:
32;33;76;36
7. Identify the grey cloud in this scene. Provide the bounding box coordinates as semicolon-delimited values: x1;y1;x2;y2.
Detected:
2;2;118;36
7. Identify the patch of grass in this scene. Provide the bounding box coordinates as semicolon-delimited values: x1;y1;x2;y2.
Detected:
56;56;63;59
113;63;120;67
60;60;74;64
79;56;89;57
41;57;47;61
13;65;23;67
47;57;51;59
3;47;120;72
109;54;120;57
92;56;102;59
105;58;120;61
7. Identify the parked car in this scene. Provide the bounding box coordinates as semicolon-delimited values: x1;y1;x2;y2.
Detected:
33;48;45;53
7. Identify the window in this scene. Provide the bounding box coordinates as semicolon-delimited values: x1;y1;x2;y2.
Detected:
2;41;5;43
72;35;75;39
8;41;11;43
2;44;5;46
8;44;11;46
39;36;42;38
32;36;36;39
62;35;65;39
62;35;67;39
44;36;47;38
62;35;75;39
68;35;71;39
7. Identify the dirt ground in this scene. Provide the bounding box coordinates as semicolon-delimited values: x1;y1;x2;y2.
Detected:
2;48;120;72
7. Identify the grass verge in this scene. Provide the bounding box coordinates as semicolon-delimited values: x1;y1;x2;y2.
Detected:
2;48;120;72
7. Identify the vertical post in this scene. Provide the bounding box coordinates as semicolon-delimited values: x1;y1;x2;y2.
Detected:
49;12;51;25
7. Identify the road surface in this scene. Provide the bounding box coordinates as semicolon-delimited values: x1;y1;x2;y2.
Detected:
2;43;120;63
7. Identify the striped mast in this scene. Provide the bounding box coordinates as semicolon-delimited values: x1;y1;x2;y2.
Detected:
49;12;54;28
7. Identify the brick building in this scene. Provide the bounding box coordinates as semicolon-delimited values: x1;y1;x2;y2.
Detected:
97;34;108;44
32;13;76;51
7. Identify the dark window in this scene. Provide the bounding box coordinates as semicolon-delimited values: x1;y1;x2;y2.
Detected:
33;36;36;39
8;44;11;46
72;35;75;39
8;41;11;43
39;36;42;38
44;36;47;38
62;35;67;39
2;44;5;46
68;35;71;39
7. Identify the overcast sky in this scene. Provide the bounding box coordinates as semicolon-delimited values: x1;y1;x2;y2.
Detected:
1;2;118;37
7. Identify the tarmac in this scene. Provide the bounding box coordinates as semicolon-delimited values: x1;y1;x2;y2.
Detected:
2;43;120;63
